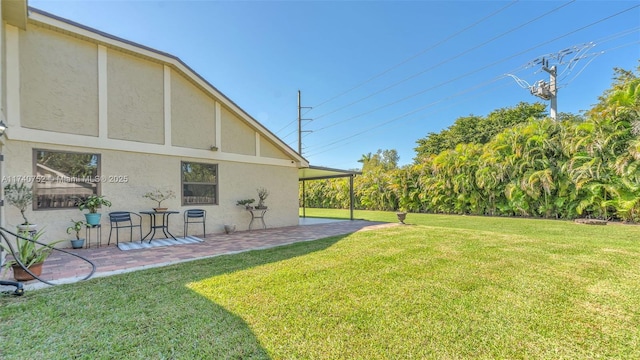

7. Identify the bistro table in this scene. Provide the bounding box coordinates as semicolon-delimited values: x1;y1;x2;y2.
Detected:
140;210;179;242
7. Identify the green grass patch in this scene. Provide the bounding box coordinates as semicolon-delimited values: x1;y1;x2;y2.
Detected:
2;211;640;358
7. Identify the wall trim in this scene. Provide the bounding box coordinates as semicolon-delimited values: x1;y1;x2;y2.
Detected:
164;65;171;146
255;132;261;157
5;24;20;129
7;127;300;168
215;102;222;151
98;45;108;139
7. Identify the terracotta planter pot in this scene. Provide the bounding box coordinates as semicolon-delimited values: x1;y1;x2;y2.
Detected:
12;262;43;281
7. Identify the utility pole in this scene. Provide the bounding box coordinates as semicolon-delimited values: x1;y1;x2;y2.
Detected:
529;58;557;120
546;65;557;120
298;90;312;219
297;90;312;155
508;43;598;121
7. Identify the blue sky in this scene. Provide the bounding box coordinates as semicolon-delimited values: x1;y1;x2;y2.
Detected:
29;0;640;170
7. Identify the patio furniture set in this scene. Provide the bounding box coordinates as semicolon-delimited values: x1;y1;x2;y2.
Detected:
92;208;268;248
100;209;207;248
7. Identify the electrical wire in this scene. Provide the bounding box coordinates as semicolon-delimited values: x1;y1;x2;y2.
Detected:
306;81;514;159
505;74;532;89
305;32;639;155
303;3;640;152
274;107;313;136
285;8;636;147
306;75;509;156
308;0;521;111
562;40;640;87
308;0;577;125
560;52;603;88
556;43;595;79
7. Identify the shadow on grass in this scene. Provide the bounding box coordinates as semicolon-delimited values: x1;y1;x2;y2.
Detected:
1;234;348;359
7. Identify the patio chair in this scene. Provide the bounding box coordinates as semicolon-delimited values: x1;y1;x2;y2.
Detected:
108;211;142;245
184;209;206;237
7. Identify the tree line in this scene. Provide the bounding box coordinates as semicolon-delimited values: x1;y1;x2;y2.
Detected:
300;64;640;222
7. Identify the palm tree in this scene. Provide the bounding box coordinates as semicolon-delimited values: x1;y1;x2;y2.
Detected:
358;152;373;166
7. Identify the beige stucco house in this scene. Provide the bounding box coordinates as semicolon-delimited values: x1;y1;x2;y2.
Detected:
0;1;308;247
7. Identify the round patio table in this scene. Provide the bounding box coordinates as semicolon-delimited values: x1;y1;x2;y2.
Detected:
140;210;179;242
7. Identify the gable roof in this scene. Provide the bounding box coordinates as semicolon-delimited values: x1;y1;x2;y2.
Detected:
26;6;308;167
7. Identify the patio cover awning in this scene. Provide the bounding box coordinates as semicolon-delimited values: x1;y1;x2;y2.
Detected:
298;165;360;181
298;166;361;220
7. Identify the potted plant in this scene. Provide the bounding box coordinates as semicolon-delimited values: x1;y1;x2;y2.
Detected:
236;199;255;210
78;194;112;225
143;188;176;212
1;229;62;281
4;183;37;231
256;187;269;209
66;219;86;249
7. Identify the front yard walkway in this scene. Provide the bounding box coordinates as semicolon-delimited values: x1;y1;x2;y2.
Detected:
2;220;394;290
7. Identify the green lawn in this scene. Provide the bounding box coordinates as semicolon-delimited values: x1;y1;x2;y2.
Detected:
2;210;640;359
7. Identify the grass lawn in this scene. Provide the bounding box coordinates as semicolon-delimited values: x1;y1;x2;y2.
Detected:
2;210;640;359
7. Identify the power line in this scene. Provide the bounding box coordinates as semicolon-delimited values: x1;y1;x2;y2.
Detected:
563;39;639;87
297;90;312;155
306;81;514;159
506;26;638;89
284;4;637;144
305;33;639;155
280;127;298;141
510;26;639;118
308;1;521;111
516;43;596;119
307;0;577;126
275;106;313;136
304;4;639;151
306;76;510;155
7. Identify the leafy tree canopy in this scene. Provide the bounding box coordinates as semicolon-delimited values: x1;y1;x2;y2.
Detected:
413;102;548;162
358;149;399;171
587;63;640;131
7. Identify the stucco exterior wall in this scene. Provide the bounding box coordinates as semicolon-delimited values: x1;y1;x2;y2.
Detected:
221;106;256;155
220;161;299;230
170;69;216;150
1;12;307;249
3;140;299;247
260;135;291;160
107;49;164;144
19;26;98;136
